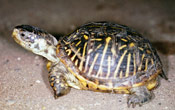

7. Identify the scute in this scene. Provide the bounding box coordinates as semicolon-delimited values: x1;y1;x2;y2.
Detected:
58;22;162;88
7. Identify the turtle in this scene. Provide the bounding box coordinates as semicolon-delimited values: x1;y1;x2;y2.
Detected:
12;21;167;107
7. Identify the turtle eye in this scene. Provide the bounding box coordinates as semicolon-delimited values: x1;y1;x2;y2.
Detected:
20;33;27;41
21;33;25;37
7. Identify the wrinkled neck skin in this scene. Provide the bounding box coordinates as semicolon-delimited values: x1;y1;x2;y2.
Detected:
12;25;60;63
32;38;59;63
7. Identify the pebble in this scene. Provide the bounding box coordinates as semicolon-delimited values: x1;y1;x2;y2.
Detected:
6;99;16;105
35;56;39;60
36;80;41;83
165;106;168;109
17;57;21;61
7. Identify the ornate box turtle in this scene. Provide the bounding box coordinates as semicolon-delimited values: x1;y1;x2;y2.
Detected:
12;22;167;107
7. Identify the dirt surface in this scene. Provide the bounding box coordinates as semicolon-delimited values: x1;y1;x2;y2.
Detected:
0;0;175;110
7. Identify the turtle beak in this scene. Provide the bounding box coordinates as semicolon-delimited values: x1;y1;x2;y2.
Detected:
12;29;21;45
12;28;26;48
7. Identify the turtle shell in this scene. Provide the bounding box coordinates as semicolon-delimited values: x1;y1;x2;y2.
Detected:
56;22;163;92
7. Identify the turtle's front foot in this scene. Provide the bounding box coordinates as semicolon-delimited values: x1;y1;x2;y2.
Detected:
127;86;152;108
48;62;71;98
49;75;70;98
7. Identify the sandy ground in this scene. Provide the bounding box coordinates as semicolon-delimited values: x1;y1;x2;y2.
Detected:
0;0;175;110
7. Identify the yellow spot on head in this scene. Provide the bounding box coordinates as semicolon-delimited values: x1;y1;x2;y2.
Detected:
84;35;88;40
46;62;52;71
129;42;135;48
50;82;54;87
51;77;55;81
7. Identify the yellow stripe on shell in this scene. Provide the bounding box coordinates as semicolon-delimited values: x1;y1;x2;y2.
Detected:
63;40;70;45
151;58;154;65
144;58;148;71
106;56;111;78
71;48;81;61
75;59;79;66
125;53;131;77
79;42;87;71
138;54;145;71
72;35;77;38
129;42;135;48
88;49;93;54
90;38;103;41
119;45;127;50
84;35;89;40
95;44;102;51
133;53;136;76
119;71;123;78
66;49;72;56
111;46;117;57
114;50;127;78
84;55;90;73
121;38;128;42
138;47;144;51
88;53;99;76
96;37;111;77
75;40;81;46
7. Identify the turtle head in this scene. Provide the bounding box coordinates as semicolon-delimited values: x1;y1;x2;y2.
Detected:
12;25;59;62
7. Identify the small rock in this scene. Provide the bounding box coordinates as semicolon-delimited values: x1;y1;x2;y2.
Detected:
3;59;9;64
17;57;21;61
35;56;39;60
6;99;16;105
165;106;168;109
158;102;161;105
36;80;41;83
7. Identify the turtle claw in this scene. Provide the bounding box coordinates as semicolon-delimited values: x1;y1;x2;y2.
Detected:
127;86;152;108
127;94;143;108
53;83;70;98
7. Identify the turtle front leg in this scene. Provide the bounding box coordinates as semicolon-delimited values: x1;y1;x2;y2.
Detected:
48;62;70;98
127;86;152;108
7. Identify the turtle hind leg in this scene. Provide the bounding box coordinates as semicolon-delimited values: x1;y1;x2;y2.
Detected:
127;86;152;108
48;62;70;98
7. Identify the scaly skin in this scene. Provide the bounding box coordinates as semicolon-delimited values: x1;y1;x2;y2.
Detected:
12;25;72;97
